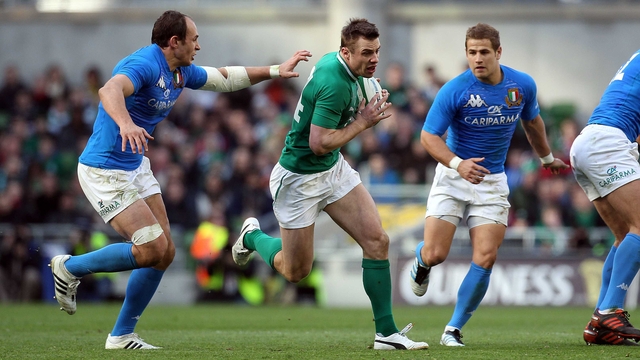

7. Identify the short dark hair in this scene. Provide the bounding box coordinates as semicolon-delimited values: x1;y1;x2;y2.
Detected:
465;23;500;51
151;10;190;47
340;18;379;52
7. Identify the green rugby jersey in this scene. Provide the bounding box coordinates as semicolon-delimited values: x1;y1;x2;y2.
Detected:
279;52;367;174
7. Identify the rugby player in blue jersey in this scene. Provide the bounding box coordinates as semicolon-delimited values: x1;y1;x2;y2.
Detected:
408;23;568;346
48;10;311;349
572;50;640;346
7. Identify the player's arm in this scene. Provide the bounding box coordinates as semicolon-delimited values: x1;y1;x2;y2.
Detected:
99;74;154;154
520;115;569;174
309;92;392;155
420;130;488;184
199;50;312;92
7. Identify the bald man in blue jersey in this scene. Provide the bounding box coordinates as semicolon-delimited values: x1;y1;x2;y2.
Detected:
48;10;311;349
408;23;568;347
572;50;640;346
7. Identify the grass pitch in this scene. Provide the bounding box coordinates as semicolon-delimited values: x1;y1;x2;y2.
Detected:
0;303;639;359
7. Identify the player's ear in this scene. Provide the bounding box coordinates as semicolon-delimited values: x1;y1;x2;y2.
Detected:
340;46;350;61
496;46;502;60
169;36;180;48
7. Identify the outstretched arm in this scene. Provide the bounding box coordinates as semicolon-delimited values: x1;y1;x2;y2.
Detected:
199;50;312;92
521;115;570;174
243;49;313;83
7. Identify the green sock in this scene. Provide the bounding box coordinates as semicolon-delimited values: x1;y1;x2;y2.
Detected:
245;230;282;269
362;258;399;336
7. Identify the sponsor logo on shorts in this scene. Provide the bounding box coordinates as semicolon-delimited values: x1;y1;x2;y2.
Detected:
98;200;121;217
599;166;636;187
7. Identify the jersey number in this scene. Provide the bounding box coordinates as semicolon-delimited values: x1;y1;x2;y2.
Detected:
293;67;315;123
611;52;640;83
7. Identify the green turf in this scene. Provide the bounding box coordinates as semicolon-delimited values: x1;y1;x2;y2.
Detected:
1;304;639;359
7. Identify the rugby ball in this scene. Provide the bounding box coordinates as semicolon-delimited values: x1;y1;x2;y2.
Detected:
358;77;382;105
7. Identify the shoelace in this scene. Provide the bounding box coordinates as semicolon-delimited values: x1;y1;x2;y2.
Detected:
399;323;413;337
617;310;633;326
67;279;79;295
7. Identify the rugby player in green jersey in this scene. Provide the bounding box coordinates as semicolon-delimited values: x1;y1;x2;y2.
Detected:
233;18;429;350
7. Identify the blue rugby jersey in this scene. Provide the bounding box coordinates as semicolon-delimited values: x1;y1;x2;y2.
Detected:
80;44;207;170
423;65;539;174
588;50;640;142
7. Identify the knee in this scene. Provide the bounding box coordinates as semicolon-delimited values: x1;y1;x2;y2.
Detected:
363;231;389;260
473;252;497;269
283;266;311;284
160;241;176;267
135;235;170;267
422;246;447;267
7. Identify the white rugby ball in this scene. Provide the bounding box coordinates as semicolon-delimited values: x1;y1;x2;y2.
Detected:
358;77;383;105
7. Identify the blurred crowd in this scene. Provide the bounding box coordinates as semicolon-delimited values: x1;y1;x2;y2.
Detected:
0;60;606;303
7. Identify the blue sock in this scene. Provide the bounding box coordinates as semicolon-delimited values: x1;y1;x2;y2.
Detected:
111;267;164;336
65;243;138;277
415;241;426;266
447;262;491;330
600;233;640;311
596;245;617;309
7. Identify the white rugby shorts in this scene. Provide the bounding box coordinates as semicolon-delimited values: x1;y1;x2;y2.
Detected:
570;124;640;201
426;163;510;226
77;157;161;223
269;154;361;229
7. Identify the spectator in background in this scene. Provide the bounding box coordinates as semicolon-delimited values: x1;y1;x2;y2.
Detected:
47;97;70;135
84;65;103;104
381;62;410;111
12;89;38;121
366;152;401;204
421;64;446;103
190;203;264;305
32;171;61;223
0;225;42;302
68;226;116;302
0;64;27;116
0;180;27;223
43;64;70;104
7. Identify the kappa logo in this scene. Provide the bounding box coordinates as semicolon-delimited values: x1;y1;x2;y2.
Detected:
617;282;630;291
156;76;167;90
463;94;487;108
